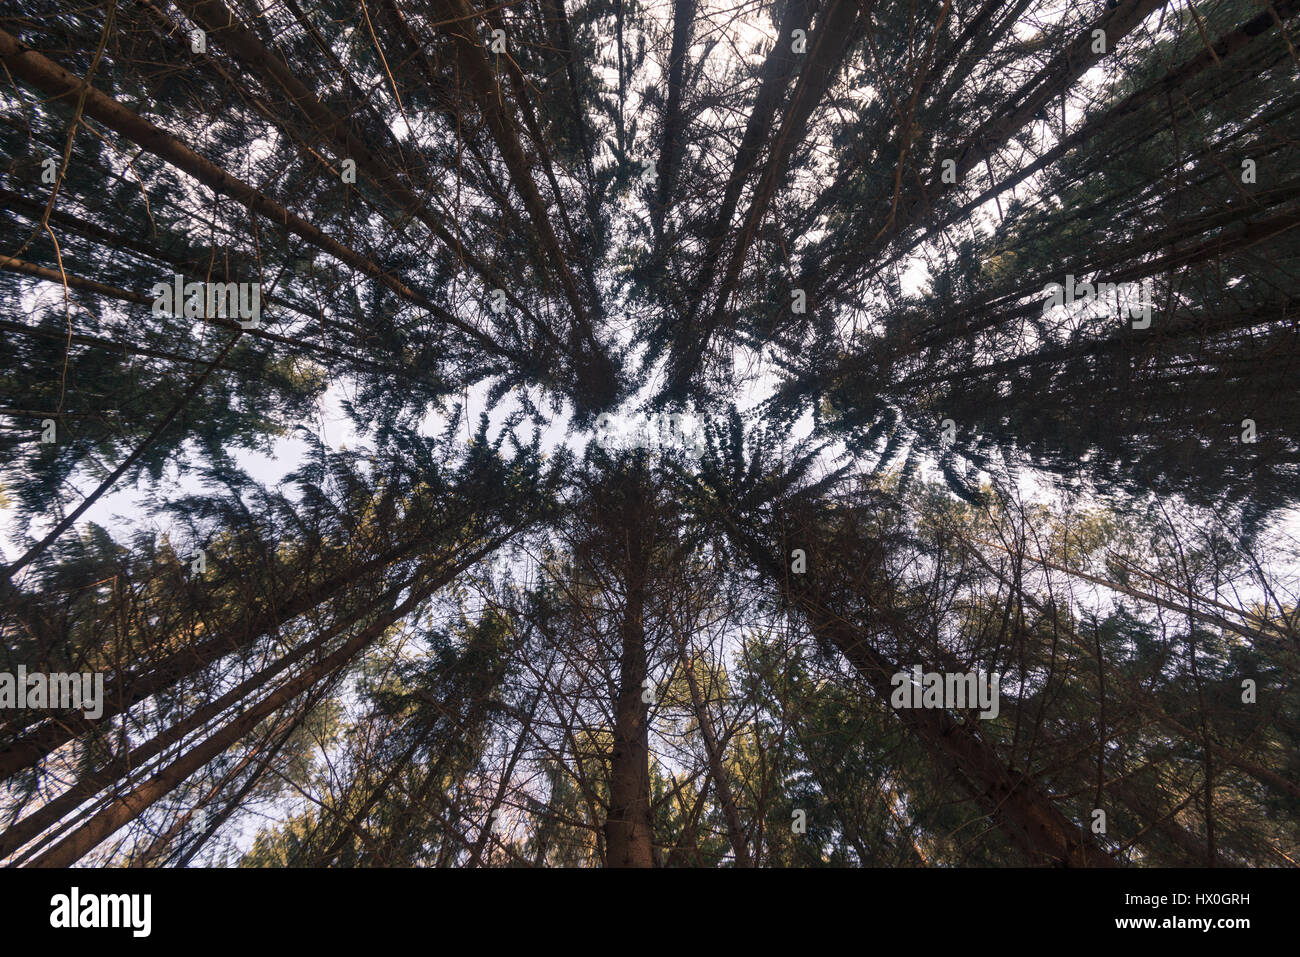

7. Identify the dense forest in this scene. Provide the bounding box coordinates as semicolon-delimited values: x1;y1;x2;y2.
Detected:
0;0;1297;868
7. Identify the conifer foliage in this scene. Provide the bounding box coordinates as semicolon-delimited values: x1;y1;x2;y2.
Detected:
1;0;1297;867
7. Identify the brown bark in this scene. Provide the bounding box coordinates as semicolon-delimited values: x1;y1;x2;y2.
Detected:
0;515;506;783
666;0;861;397
714;509;1113;866
0;27;498;355
604;576;654;866
680;652;750;866
23;533;506;867
603;479;655;867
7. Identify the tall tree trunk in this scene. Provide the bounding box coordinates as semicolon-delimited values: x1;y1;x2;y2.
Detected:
604;504;654;867
23;548;472;868
716;510;1113;866
680;650;750;866
799;598;1114;866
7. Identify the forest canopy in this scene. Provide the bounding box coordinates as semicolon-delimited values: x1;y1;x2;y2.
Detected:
0;0;1298;867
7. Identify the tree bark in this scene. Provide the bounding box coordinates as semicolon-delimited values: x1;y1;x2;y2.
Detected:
603;484;655;867
0;27;499;355
22;537;502;867
715;508;1114;866
680;651;750;866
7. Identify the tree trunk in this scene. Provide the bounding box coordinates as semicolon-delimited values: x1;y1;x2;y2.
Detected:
718;511;1113;866
603;507;654;867
23;550;468;867
0;28;497;355
681;652;750;866
802;602;1114;866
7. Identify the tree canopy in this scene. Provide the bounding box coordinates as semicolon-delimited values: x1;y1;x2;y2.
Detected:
1;0;1297;867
